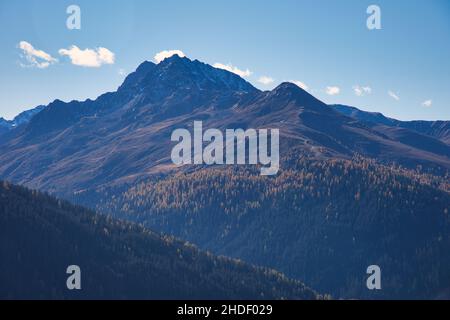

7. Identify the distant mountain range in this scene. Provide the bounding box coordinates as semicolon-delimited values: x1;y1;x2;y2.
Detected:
0;105;45;135
0;180;318;299
332;104;450;145
0;55;449;299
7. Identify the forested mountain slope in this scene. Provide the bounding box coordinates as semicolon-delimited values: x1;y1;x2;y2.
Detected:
0;181;318;300
99;156;450;299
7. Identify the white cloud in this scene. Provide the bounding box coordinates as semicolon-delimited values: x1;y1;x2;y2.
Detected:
326;86;340;96
213;63;252;78
118;68;126;76
18;41;57;69
422;99;432;107
290;80;309;91
258;76;274;85
154;50;186;63
388;90;400;101
353;85;372;96
58;46;115;67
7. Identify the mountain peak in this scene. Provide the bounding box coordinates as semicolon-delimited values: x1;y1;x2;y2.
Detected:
119;61;157;91
267;81;330;111
278;82;301;89
136;60;156;71
120;56;257;95
272;81;315;100
158;53;189;64
274;82;305;92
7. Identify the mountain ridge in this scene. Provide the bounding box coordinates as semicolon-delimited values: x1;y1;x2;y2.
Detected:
332;104;450;145
0;56;449;196
0;105;45;135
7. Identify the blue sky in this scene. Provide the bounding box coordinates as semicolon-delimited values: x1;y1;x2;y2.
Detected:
0;0;449;120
